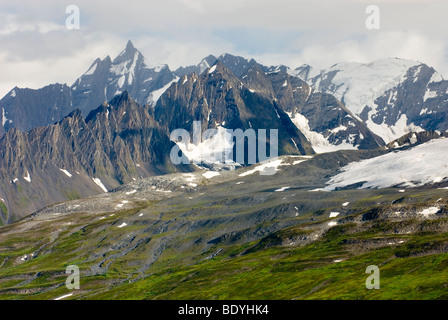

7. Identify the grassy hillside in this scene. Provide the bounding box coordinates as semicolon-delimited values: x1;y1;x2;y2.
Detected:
0;184;447;300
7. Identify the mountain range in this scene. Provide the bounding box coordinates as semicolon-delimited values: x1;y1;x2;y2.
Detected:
0;40;447;224
2;40;448;301
0;41;176;135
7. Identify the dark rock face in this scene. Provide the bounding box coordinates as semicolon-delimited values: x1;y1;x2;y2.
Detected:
175;54;385;151
0;92;190;223
372;64;448;133
155;62;315;161
0;84;73;133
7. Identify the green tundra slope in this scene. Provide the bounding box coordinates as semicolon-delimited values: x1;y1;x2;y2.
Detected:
0;151;447;300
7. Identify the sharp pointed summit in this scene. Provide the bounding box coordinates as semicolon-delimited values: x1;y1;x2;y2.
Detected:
117;40;138;58
126;39;135;50
0;40;177;133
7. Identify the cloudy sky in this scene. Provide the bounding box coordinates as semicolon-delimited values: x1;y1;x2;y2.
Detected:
1;0;447;98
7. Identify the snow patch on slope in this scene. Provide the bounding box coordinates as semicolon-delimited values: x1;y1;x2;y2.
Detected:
209;65;217;74
286;112;358;153
117;75;125;88
199;59;211;74
23;170;31;183
324;138;448;190
2;108;8;126
203;171;220;179
330;212;340;218
239;159;293;177
148;77;179;105
59;169;72;178
93;178;108;193
275;187;290;192
424;88;438;102
366;114;424;143
419;207;439;217
298;59;423;143
429;71;443;84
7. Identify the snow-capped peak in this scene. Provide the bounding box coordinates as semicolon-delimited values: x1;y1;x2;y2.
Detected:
117;40;137;58
292;58;427;143
313;58;420;114
109;44;145;86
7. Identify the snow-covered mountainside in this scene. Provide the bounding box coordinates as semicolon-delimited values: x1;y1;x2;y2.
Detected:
292;58;448;143
292;59;420;117
324;137;448;190
4;46;447;155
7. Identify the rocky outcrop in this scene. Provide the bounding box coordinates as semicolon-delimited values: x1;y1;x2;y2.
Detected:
0;92;190;223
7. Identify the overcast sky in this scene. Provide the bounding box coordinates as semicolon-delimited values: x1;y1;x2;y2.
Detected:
1;0;447;98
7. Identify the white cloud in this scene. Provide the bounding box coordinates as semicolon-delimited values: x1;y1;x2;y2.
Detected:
178;0;207;13
0;0;447;98
0;32;124;94
291;31;448;75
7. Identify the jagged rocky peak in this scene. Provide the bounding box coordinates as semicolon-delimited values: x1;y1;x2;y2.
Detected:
199;55;218;73
125;39;137;52
174;53;259;79
85;90;144;125
70;40;177;115
216;53;259;77
173;54;217;78
292;64;320;81
115;40;140;61
109;41;144;82
0;91;189;223
156;61;315;161
82;58;103;76
239;64;275;98
110;89;131;105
